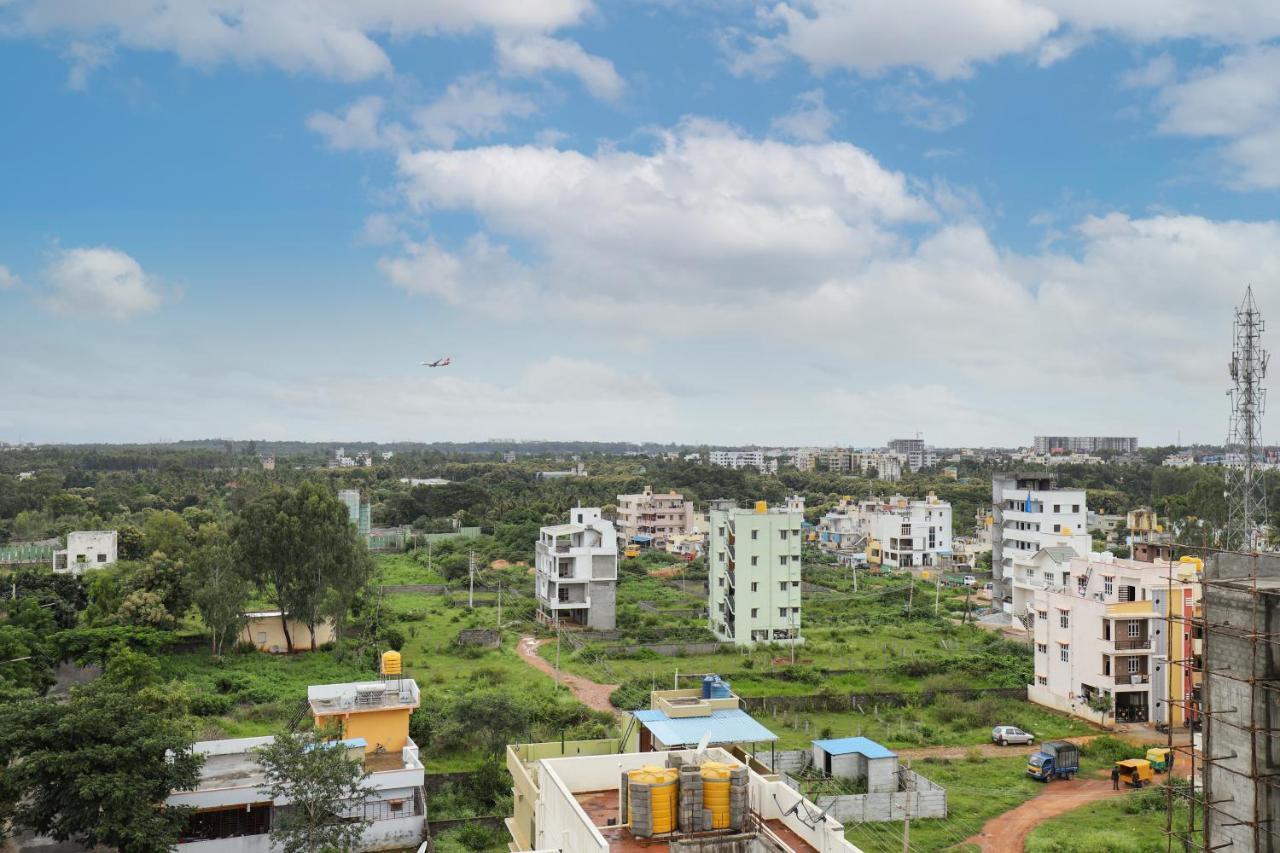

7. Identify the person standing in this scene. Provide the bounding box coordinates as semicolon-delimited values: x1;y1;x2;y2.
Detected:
1111;766;1121;790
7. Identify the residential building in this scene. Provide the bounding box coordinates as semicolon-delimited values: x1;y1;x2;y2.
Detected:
787;447;819;471
851;451;904;482
534;508;618;630
816;497;865;551
1163;452;1196;467
615;485;696;550
240;611;336;653
819;447;852;473
992;473;1091;611
633;677;776;753
169;665;425;852
399;477;450;486
52;530;117;574
1033;436;1139;454
339;489;372;537
1127;507;1177;563
1026;553;1201;728
887;437;937;472
1199;553;1280;852
259;455;275;471
707;501;802;646
708;449;767;472
505;740;857;853
858;493;952;570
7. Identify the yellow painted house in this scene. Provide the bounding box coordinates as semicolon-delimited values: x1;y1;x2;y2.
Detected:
307;652;419;755
240;611;335;653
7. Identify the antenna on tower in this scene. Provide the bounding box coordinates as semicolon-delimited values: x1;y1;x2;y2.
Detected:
1224;286;1268;551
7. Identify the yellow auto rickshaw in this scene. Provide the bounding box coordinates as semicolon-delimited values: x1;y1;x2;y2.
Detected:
1146;747;1173;773
1116;759;1154;788
623;545;641;558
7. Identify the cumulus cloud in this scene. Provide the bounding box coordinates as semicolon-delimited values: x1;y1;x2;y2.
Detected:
770;89;836;142
43;246;163;319
495;32;624;101
9;0;594;81
307;77;537;152
1153;46;1280;189
0;265;19;290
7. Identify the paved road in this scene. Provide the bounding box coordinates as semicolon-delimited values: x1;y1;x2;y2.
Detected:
516;635;618;713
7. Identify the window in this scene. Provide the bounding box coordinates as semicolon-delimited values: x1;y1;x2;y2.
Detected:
1037;643;1047;653
97;553;107;562
1053;524;1061;532
1037;675;1048;686
779;556;787;566
717;577;724;587
1127;621;1141;638
1127;657;1140;674
1053;504;1061;513
751;556;758;566
1043;571;1055;586
1037;610;1048;622
1103;621;1111;640
1073;504;1080;513
718;552;725;563
1103;577;1114;596
751;608;758;618
779;581;787;592
750;582;758;592
751;530;758;540
791;554;800;562
1059;644;1070;662
1103;657;1111;675
791;581;800;588
1059;611;1070;629
791;607;799;615
718;526;725;537
779;607;787;618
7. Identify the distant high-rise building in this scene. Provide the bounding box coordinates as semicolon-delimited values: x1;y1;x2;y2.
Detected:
1033;436;1138;454
338;489;371;537
888;438;937;472
708;501;802;647
991;473;1091;613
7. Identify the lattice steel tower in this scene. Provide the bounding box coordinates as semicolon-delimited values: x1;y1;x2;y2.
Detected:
1225;286;1269;550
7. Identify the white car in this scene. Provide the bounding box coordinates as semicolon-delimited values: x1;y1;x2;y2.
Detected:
992;725;1034;745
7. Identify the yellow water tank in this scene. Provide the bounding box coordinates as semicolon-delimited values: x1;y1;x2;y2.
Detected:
754;500;768;514
381;650;402;676
628;766;678;835
1179;555;1204;572
701;761;732;829
1061;526;1072;536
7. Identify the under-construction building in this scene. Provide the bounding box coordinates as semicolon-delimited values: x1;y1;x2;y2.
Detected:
1168;552;1280;852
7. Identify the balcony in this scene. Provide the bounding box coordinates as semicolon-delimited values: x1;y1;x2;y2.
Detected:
1111;673;1151;685
1108;637;1152;652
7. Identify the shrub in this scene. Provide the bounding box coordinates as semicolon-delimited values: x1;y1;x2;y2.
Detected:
190;693;235;716
1081;736;1138;766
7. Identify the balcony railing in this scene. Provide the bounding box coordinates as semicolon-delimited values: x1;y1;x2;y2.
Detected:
1111;673;1150;685
1109;637;1152;651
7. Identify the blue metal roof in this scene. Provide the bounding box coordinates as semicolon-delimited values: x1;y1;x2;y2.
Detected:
812;737;896;759
633;708;777;746
631;534;653;543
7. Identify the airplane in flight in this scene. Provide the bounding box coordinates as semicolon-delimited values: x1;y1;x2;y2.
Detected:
420;357;451;368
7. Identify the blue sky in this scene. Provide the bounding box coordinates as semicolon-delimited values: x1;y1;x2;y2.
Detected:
3;1;1280;447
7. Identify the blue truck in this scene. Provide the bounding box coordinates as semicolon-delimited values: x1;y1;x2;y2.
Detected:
1026;741;1079;782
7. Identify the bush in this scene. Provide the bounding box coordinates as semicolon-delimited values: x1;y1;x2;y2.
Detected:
609;680;649;711
190;693;235;716
1081;736;1138;766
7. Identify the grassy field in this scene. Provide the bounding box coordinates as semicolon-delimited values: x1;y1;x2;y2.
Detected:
1024;781;1192;852
845;755;1044;852
375;552;448;585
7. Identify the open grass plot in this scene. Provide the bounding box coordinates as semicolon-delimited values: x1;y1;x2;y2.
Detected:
1024;780;1196;852
375;552;448;585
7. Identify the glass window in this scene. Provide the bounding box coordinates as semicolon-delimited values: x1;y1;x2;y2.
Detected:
1059;611;1069;629
1059;644;1070;662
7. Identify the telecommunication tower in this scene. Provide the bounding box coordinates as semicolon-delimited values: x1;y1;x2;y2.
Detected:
1225;286;1269;550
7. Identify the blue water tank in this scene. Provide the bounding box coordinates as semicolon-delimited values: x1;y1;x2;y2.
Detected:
702;674;718;699
710;678;732;699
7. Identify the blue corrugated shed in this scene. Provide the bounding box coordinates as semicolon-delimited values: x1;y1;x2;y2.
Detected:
812;737;896;759
633;708;777;746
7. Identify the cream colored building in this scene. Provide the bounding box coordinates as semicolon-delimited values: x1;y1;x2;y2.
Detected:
240;611;336;653
615;485;696;550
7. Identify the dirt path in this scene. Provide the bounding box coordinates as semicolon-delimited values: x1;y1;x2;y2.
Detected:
516;636;619;714
964;776;1128;851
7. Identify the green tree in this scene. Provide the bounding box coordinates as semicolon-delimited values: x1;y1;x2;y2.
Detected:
1087;692;1114;728
142;509;192;558
0;678;203;852
190;532;249;655
254;731;375;853
117;524;146;560
235;483;372;651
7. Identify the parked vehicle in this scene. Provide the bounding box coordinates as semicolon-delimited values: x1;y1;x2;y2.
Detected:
1116;758;1154;787
623;545;641;558
1146;747;1173;772
992;725;1034;745
1027;741;1079;781
963;575;977;587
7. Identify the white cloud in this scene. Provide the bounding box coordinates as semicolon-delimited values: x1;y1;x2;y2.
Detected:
0;265;19;290
1040;0;1280;44
43;246;164;319
1119;53;1175;89
877;81;968;132
308;77;537;152
748;0;1059;79
495;32;624;101
1153;46;1280;189
11;0;595;81
378;234;537;317
62;40;112;89
770;89;836;142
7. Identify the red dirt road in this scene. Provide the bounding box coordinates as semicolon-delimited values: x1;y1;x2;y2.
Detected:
516;635;619;714
964;776;1128;851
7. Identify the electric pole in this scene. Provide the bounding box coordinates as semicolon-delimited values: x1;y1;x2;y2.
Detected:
468;549;475;609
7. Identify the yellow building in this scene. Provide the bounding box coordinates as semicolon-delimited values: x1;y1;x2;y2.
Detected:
240;611;336;653
307;653;420;755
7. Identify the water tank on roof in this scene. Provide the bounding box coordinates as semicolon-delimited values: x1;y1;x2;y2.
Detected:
381;650;402;676
627;766;678;836
754;501;768;514
700;762;732;829
701;674;718;699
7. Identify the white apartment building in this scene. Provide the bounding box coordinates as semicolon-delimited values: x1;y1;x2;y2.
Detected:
708;502;803;646
991;473;1091;612
169;675;425;853
851;451;905;482
53;530;117;574
859;493;952;570
1033;435;1139;454
708;450;768;472
1027;554;1201;727
887;438;938;472
534;508;618;630
614;485;696;550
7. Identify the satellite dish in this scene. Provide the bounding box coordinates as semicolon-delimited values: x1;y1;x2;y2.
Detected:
696;732;711;755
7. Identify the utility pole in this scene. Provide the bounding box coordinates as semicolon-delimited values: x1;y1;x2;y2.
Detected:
934;572;941;615
906;578;914;617
497;579;502;628
554;616;562;689
902;814;910;853
468;549;475;609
